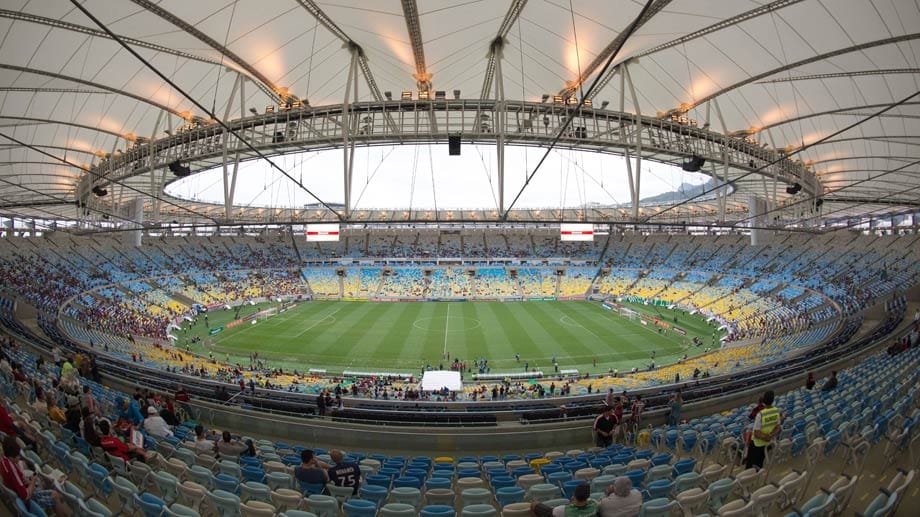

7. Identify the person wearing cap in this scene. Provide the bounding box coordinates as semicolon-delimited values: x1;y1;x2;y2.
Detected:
530;483;597;516
142;406;173;438
115;397;144;426
598;476;642;517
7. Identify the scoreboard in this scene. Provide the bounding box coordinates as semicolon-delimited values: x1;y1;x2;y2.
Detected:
560;223;594;241
306;223;340;242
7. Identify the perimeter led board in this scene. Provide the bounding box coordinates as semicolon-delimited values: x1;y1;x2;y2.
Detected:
560;223;594;241
306;224;340;242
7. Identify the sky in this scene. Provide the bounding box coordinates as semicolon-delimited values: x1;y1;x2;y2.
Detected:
165;143;711;211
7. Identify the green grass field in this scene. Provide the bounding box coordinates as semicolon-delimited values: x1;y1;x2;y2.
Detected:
177;301;722;374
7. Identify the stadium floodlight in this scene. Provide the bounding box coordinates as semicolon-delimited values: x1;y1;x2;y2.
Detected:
552;95;563;104
265;105;274;113
418;90;429;100
401;91;413;100
248;108;258;115
384;91;392;100
541;94;550;103
453;89;461;99
601;101;609;109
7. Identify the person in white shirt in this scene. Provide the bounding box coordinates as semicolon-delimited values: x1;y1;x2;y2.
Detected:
142;406;173;438
598;476;642;517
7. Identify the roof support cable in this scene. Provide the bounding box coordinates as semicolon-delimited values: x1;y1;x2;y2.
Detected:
69;0;344;221
502;0;657;219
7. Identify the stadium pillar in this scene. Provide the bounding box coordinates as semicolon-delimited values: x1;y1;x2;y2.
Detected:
493;39;506;214
342;47;359;219
221;74;243;221
130;197;144;247
623;63;642;220
749;195;768;246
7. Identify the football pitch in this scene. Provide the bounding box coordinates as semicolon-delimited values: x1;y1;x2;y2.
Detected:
180;301;721;374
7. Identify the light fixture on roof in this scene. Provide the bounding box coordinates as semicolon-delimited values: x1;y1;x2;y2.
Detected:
249;108;258;115
583;99;592;107
434;90;446;100
541;94;550;103
453;89;461;99
384;91;393;100
401;91;413;100
552;95;563;104
601;101;609;109
265;105;274;113
418;90;429;100
566;96;578;105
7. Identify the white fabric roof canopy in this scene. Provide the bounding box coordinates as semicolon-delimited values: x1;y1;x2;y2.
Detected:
0;0;917;226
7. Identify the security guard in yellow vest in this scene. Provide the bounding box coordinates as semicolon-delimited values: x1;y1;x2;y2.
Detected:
746;390;781;468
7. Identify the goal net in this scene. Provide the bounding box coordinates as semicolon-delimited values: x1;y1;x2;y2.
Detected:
619;307;639;320
256;307;278;321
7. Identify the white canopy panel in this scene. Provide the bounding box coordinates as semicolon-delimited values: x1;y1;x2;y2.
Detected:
0;0;916;229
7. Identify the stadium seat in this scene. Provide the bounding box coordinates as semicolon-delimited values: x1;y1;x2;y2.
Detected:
134;493;167;517
425;489;456;507
461;504;498;517
240;501;277;517
389;486;422;508
421;504;458;517
380;503;418;517
306;494;339;517
344;499;379;517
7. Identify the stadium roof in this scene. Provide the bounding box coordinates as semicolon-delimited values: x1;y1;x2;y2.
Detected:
0;0;918;230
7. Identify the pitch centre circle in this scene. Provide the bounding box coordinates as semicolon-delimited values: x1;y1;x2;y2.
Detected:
412;316;482;332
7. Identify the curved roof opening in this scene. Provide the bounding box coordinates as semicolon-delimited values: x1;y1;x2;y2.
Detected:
164;143;712;211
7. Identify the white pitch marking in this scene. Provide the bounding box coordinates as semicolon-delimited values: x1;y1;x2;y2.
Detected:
295;305;344;337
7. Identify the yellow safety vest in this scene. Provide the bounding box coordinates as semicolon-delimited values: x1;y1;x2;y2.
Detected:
753;406;781;447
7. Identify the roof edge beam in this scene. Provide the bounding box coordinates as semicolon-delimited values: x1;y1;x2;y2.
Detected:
561;0;671;97
128;0;282;103
0;63;182;117
480;0;528;100
679;33;920;114
400;0;430;91
590;0;805;99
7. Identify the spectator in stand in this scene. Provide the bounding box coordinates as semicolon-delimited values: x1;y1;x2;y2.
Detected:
593;406;616;447
327;449;361;495
294;449;330;489
81;408;100;447
667;390;683;426
598;476;642;517
46;399;65;425
191;424;217;456
821;371;838;391
115;397;144;426
160;396;180;426
531;482;596;517
63;396;82;435
746;390;781;469
805;372;816;390
217;431;248;458
630;395;645;427
0;396;34;449
604;388;615;407
81;386;99;417
0;436;68;516
142;407;173;438
98;420;147;463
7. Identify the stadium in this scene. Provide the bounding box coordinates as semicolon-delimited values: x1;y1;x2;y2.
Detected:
0;1;917;516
